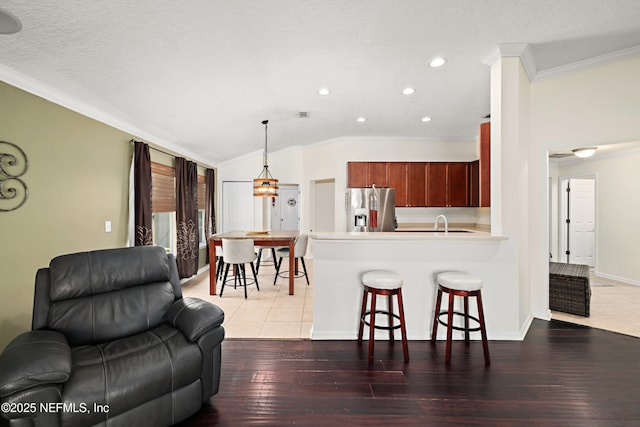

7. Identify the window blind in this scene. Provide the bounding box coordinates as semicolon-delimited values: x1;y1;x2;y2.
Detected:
151;162;175;213
197;175;206;210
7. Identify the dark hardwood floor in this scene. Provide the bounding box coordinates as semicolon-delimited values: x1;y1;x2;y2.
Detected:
178;319;640;426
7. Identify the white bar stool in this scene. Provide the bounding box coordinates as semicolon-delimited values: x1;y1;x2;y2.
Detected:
357;270;409;364
431;272;490;366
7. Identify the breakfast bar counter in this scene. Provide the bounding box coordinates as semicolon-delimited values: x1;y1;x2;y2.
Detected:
309;231;527;341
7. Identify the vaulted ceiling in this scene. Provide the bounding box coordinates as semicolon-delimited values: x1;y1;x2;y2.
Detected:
1;1;640;165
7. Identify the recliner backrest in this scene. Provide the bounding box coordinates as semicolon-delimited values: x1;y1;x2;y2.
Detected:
38;246;180;346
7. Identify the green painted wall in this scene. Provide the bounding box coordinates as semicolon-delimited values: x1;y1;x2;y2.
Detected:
0;82;212;350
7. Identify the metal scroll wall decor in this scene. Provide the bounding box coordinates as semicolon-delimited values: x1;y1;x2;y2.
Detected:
0;141;29;212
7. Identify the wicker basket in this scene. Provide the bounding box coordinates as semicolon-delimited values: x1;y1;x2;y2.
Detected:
549;262;591;317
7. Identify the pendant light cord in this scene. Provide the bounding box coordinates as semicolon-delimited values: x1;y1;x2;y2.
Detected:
262;119;269;168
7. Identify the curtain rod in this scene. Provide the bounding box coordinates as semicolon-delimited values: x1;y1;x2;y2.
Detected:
129;139;210;169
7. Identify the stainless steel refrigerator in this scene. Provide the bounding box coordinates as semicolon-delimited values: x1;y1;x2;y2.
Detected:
346;186;396;232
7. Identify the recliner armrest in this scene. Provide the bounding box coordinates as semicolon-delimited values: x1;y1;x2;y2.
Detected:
0;330;71;398
166;297;224;341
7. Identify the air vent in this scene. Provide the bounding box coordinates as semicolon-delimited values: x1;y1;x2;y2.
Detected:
298;112;310;118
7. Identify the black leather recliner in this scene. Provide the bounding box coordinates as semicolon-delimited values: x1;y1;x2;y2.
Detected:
0;246;224;426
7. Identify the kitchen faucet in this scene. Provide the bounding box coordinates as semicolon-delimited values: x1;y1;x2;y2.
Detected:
434;214;448;232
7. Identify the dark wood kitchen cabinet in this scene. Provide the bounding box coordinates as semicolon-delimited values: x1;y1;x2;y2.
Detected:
469;160;480;207
367;162;389;187
388;162;426;207
406;162;426;207
426;162;470;207
388;162;408;206
347;162;368;187
349;160;468;207
479;122;491;207
347;162;389;188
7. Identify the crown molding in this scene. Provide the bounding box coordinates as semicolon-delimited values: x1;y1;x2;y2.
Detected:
484;43;640;83
0;64;216;167
533;44;640;82
483;44;537;82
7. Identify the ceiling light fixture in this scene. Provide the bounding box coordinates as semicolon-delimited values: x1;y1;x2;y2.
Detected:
318;88;330;96
421;116;432;122
572;147;597;158
253;120;278;197
429;57;446;68
0;8;22;34
357;117;366;123
402;87;416;95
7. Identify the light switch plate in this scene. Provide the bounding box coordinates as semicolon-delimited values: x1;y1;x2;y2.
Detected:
105;221;112;233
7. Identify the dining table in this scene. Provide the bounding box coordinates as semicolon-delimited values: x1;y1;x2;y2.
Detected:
209;230;299;295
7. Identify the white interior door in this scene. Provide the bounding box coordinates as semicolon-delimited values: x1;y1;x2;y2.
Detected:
221;181;254;232
271;185;299;231
562;178;596;267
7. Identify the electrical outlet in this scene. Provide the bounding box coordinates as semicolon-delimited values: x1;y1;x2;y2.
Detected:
105;221;112;233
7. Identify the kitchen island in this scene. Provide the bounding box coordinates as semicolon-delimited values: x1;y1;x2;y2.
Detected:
309;230;529;341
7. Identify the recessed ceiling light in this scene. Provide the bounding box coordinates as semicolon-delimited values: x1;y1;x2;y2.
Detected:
429;57;446;68
357;117;366;123
318;88;330;96
421;116;432;122
402;87;416;95
0;8;22;34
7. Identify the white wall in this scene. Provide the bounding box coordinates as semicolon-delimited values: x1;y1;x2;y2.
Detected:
530;56;640;317
490;56;533;330
219;136;480;233
552;147;640;284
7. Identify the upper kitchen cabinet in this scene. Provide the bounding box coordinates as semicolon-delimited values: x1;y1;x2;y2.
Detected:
347;162;368;187
406;162;426;207
387;162;426;207
469;160;480;207
347;161;389;188
479;122;491;207
367;162;389;187
388;162;408;206
426;162;470;207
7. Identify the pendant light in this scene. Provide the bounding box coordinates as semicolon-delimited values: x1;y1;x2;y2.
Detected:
253;119;279;196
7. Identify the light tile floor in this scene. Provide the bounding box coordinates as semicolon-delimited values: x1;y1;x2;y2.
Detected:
181;258;314;339
551;274;640;338
183;261;640;339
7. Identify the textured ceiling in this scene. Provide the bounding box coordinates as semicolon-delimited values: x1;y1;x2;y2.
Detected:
1;0;640;165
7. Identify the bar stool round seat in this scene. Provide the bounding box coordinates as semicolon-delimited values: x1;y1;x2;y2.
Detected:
362;270;403;290
431;272;490;366
357;270;409;364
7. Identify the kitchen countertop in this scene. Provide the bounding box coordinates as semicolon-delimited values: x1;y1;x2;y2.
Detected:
310;229;506;241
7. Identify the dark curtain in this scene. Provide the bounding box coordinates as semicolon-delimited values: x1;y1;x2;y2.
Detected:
175;157;199;278
204;168;217;264
134;141;153;246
